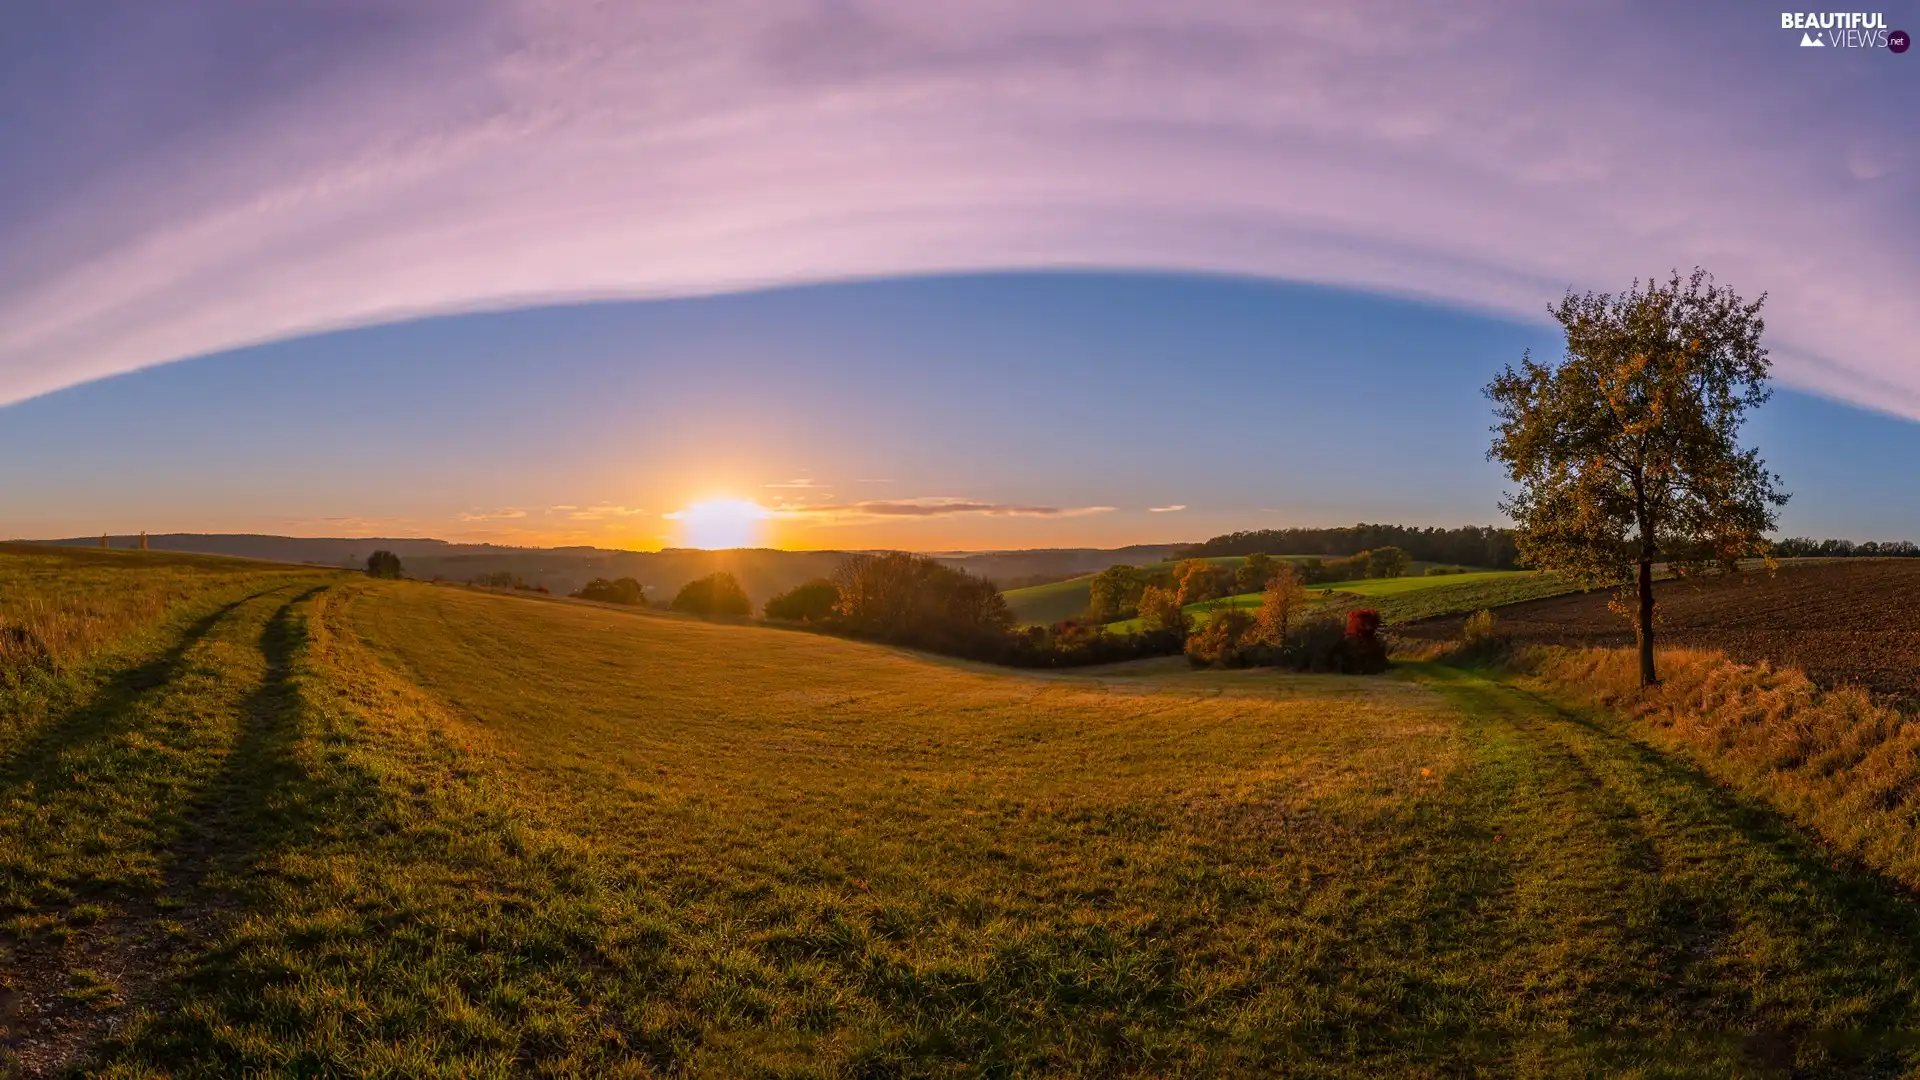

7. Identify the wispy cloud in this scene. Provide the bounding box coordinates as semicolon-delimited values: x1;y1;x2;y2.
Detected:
0;2;1913;415
786;498;1114;520
764;478;829;489
457;507;527;522
1148;504;1186;513
548;504;645;521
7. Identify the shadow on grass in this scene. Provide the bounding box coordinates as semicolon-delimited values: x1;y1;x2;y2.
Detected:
155;585;330;903
1414;660;1920;1056
0;585;292;800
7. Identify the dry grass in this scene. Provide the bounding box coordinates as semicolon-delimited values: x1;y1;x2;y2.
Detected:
0;546;311;675
0;545;326;757
1516;645;1920;891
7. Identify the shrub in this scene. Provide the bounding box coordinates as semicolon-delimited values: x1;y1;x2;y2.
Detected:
1285;612;1351;672
764;579;839;622
1462;609;1498;644
575;577;648;605
365;550;403;579
1007;621;1185;668
1187;609;1257;669
671;572;751;617
1426;565;1464;576
1344;608;1388;674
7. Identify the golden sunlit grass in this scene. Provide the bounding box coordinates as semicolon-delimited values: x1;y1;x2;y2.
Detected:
0;545;323;756
11;549;1920;1075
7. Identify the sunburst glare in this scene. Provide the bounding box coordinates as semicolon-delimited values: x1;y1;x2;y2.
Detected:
667;498;770;550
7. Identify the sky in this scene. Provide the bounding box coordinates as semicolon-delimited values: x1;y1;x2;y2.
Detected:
1;1;1915;550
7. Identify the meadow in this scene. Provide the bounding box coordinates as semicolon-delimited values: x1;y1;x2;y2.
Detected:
8;546;1920;1075
1002;556;1503;628
1099;569;1583;634
1002;557;1247;626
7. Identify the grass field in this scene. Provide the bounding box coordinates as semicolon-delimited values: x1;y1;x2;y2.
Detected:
1102;570;1582;634
11;547;1920;1074
1003;557;1489;628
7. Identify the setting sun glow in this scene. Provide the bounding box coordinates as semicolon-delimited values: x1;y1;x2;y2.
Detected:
668;498;770;550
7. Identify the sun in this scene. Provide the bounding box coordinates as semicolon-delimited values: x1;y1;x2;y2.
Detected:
668;498;770;549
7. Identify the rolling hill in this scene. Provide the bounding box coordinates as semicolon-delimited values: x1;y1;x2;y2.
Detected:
1002;556;1249;626
27;534;1181;609
11;544;1920;1073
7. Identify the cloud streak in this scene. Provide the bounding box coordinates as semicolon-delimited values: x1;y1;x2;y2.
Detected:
0;1;1913;414
785;498;1115;520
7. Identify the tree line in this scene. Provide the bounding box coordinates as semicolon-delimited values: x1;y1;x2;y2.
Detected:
1770;538;1920;558
1176;525;1518;569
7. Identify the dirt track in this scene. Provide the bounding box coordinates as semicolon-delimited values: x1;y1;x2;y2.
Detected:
1395;559;1920;701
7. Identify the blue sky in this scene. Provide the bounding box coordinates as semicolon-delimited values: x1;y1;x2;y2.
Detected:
4;272;1916;549
0;1;1914;548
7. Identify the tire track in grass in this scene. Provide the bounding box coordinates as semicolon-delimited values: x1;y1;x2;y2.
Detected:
0;582;325;1079
1413;663;1920;1076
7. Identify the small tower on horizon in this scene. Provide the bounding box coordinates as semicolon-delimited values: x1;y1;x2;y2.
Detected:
100;533;109;548
138;531;149;551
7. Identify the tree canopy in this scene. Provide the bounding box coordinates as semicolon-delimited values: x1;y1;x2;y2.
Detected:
763;578;840;622
1486;268;1787;685
670;572;752;617
575;577;647;605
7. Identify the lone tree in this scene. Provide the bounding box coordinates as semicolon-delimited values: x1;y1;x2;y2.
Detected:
365;550;403;579
1486;268;1787;687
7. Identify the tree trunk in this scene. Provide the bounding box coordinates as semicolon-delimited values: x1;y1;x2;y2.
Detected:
1636;558;1657;687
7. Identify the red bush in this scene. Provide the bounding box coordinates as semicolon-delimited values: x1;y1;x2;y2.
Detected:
1343;608;1387;674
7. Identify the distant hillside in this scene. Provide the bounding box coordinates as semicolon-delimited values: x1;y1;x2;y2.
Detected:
1004;556;1247;626
38;533;511;566
33;534;1184;607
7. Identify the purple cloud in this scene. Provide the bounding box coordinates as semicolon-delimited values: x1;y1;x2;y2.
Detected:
0;1;1913;413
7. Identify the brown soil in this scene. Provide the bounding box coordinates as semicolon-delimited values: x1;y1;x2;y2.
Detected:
1396;559;1920;702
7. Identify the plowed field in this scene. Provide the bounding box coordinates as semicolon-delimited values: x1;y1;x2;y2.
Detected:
1396;559;1920;701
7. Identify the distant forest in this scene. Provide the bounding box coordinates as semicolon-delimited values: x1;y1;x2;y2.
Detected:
1177;525;1520;569
1772;538;1920;558
1176;526;1920;569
